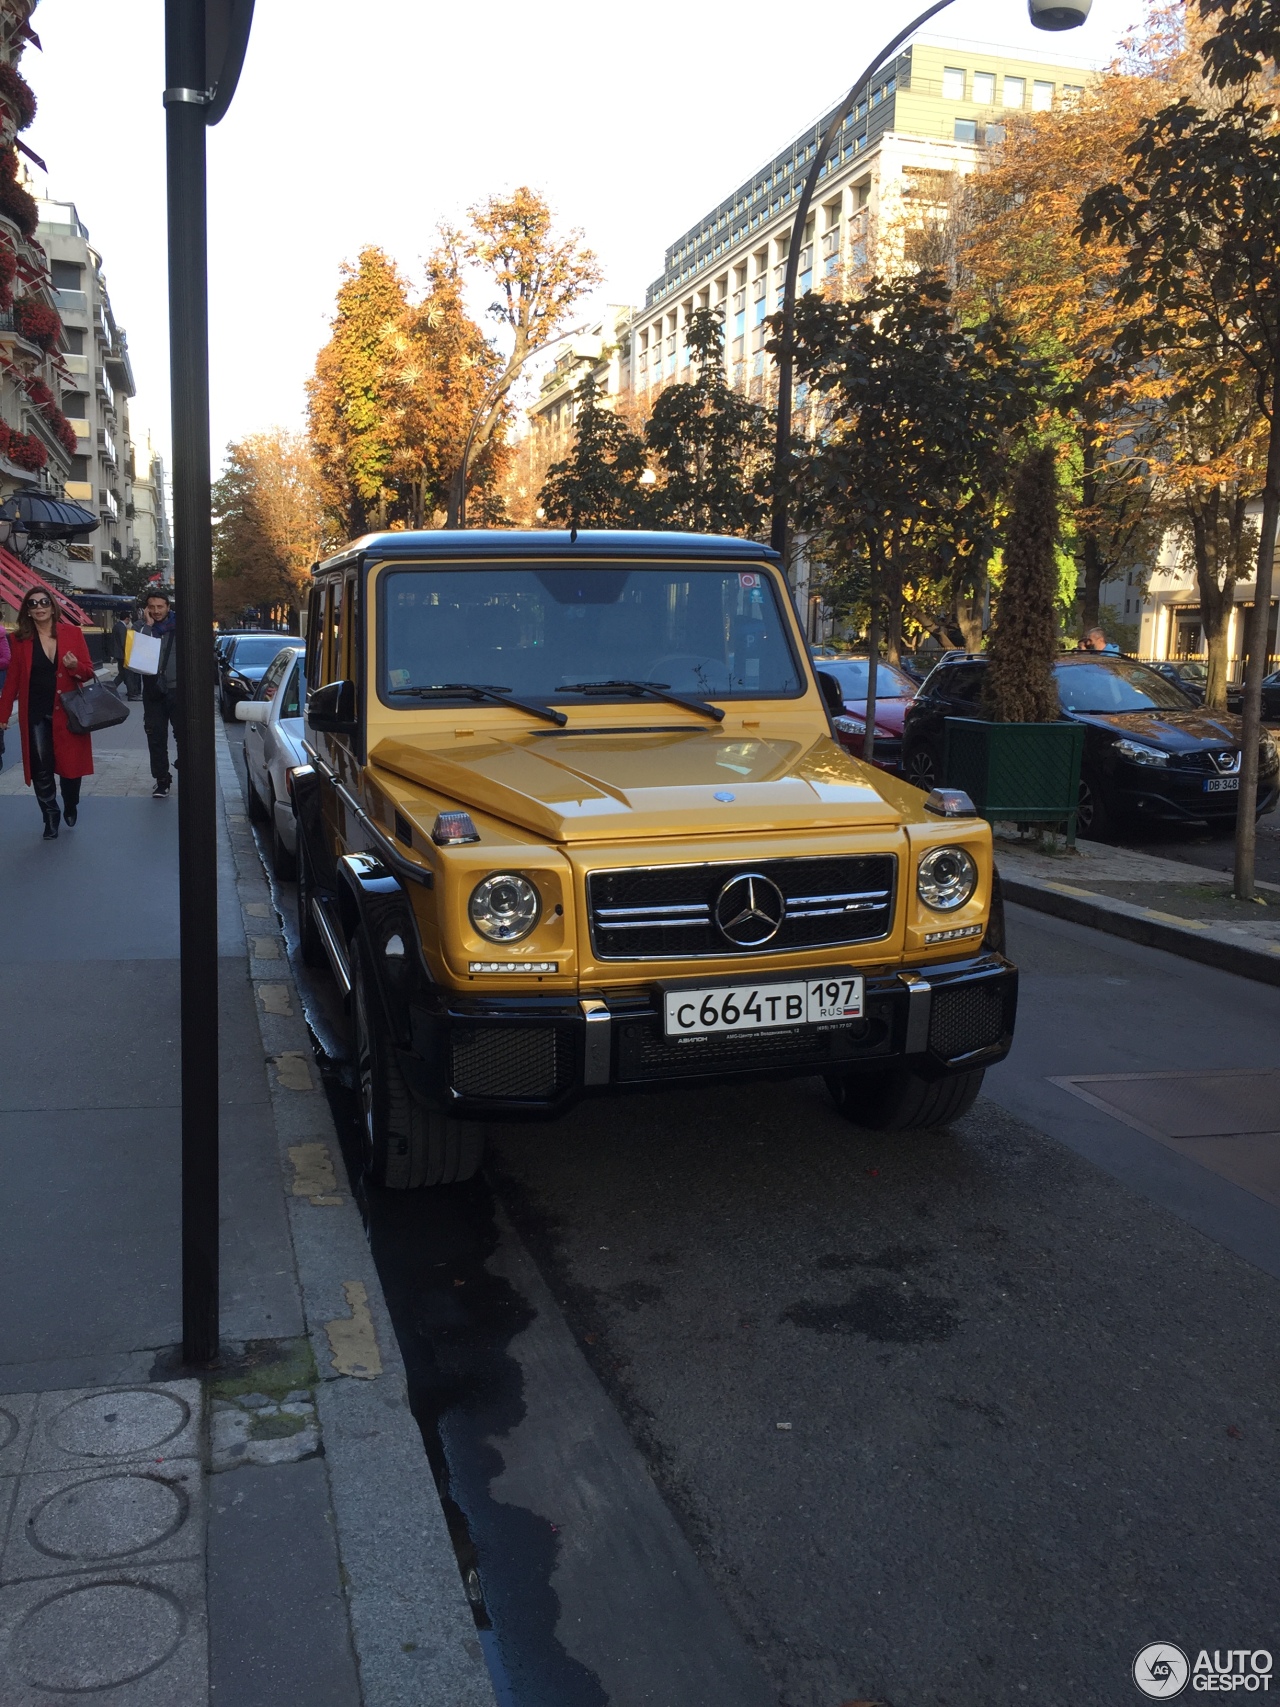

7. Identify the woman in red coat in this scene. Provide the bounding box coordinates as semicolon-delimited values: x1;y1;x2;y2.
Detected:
0;586;94;838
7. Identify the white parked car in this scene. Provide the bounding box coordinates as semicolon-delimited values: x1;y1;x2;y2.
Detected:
235;643;306;878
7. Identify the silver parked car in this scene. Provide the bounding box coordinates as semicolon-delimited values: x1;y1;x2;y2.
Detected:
235;643;306;877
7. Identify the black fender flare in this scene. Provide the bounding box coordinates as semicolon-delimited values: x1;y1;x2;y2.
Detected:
335;852;430;1047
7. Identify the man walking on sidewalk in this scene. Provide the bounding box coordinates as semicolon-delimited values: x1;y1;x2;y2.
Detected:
141;590;179;798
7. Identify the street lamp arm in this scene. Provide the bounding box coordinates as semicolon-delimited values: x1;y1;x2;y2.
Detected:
770;0;957;562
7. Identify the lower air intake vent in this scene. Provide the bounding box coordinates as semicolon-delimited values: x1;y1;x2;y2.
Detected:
928;983;1006;1060
450;1026;570;1099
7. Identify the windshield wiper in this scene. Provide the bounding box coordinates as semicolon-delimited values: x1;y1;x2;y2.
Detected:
389;683;567;727
555;679;725;722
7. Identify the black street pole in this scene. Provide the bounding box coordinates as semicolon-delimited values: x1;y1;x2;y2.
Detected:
768;0;1092;567
769;0;954;568
166;0;219;1366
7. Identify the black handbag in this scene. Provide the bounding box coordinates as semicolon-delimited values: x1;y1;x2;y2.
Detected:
60;677;131;735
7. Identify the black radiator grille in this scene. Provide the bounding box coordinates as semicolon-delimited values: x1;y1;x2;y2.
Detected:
450;1026;573;1099
928;983;1007;1060
587;855;896;960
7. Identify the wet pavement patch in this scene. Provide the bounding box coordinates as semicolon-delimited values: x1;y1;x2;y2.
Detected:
780;1281;960;1343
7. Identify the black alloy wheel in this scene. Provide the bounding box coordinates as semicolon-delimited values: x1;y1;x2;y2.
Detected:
905;745;939;791
295;844;328;969
1076;773;1111;841
350;943;485;1189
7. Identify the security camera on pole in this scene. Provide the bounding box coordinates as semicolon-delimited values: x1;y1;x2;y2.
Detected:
769;0;1094;565
164;0;255;1367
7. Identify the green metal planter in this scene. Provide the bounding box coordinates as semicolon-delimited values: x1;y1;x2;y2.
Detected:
943;718;1086;840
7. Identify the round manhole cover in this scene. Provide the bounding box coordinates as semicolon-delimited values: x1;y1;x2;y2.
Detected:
28;1473;188;1560
48;1390;190;1458
12;1581;185;1690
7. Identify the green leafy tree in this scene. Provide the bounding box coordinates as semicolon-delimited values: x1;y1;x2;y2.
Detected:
781;273;1043;760
642;309;773;535
1080;77;1280;896
982;447;1062;723
539;371;648;528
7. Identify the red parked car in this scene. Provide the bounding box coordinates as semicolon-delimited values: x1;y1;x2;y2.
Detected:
818;657;918;773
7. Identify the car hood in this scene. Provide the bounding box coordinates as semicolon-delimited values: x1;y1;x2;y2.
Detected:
1070;707;1243;750
843;696;911;735
370;726;904;842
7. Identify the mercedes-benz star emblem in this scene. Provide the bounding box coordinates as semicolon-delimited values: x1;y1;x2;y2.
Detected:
714;872;786;947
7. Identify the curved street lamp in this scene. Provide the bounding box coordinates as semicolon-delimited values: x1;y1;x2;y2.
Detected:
770;0;1094;564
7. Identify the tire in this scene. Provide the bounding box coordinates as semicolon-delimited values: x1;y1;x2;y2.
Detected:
219;690;232;721
245;761;268;823
826;1066;985;1132
1076;772;1111;841
905;744;939;791
295;843;328;969
269;792;297;881
984;866;1006;956
351;947;485;1189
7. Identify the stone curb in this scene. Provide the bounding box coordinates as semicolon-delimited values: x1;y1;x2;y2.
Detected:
1002;872;1280;989
214;724;495;1707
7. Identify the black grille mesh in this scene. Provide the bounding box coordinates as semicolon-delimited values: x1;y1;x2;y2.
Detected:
616;1015;886;1081
587;855;896;960
450;1026;572;1099
928;984;1006;1060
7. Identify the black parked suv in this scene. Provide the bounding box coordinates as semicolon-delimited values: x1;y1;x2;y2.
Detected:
217;632;296;719
901;653;1280;837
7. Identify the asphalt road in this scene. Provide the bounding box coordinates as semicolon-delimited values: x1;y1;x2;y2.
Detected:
226;719;1280;1707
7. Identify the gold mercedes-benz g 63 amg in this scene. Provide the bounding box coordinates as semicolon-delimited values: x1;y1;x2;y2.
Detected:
292;531;1015;1187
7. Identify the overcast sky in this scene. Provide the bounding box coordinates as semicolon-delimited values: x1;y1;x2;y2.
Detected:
27;0;1139;470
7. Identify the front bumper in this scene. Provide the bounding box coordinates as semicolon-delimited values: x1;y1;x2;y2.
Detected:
1113;768;1279;822
400;950;1017;1119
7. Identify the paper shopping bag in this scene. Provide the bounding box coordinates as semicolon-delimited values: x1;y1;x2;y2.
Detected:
124;630;162;675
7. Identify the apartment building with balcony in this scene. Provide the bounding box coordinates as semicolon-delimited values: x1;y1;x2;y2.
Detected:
37;198;137;593
529;306;636;458
629;37;1094;402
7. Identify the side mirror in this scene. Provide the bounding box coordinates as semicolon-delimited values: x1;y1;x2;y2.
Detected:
235;700;270;723
308;679;357;734
816;670;845;718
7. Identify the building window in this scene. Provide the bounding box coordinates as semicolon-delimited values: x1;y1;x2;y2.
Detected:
972;71;995;104
1002;76;1025;107
1032;80;1054;110
856;132;867;151
942;67;966;99
1061;83;1084;107
986;123;1006;144
63;328;85;354
63;391;89;416
954;118;978;142
51;260;83;290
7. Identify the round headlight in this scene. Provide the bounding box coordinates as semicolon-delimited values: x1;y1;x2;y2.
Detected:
917;846;978;912
469;873;541;943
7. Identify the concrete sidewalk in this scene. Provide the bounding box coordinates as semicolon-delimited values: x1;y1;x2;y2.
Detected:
0;697;492;1704
995;827;1280;986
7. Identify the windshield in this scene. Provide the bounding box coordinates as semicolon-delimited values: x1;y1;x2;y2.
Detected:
1055;659;1198;714
821;659;915;700
378;563;804;704
232;637;293;668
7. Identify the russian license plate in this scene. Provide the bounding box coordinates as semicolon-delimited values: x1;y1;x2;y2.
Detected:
663;975;864;1037
1204;776;1239;792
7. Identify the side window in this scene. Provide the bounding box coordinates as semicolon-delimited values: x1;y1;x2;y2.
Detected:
330;582;344;683
305;587;322;688
281;654;301;718
939;663;986;705
340;573;357;685
258;651;290;702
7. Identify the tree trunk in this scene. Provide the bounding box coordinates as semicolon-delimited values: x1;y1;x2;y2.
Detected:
1190;507;1231;713
1203;599;1231;712
1079;423;1103;631
862;543;881;766
884;554;903;666
1234;372;1280;900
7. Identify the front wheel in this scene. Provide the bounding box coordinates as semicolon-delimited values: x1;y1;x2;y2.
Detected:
826;1066;985;1132
295;842;328;969
1076;773;1111;841
904;744;939;791
351;948;485;1189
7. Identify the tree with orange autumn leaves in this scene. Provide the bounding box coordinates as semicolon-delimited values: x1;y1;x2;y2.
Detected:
958;4;1271;707
307;190;598;537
